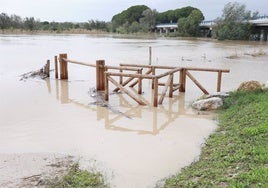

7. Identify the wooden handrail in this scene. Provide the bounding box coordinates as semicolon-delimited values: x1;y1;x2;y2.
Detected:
105;72;155;79
184;67;230;73
120;63;230;73
62;58;96;67
120;63;176;69
106;65;142;71
156;68;181;79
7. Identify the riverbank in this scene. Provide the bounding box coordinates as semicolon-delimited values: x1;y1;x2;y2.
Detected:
0;29;159;39
164;89;268;187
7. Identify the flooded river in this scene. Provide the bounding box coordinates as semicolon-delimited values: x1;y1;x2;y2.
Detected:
0;34;267;187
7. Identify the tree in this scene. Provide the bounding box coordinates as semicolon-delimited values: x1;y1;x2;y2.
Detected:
112;5;149;32
177;9;204;36
213;2;255;40
156;6;197;23
139;9;158;32
24;17;36;31
0;13;11;29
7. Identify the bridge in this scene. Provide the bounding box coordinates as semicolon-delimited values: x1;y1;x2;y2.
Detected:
156;16;268;41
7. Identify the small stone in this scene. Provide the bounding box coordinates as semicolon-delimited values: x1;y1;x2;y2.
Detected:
237;80;262;92
192;97;223;111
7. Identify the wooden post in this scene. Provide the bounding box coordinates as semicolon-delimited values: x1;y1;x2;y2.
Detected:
104;73;109;101
179;68;186;92
96;60;105;91
153;77;158;107
151;67;156;89
54;56;58;79
138;69;142;94
44;60;50;77
59;53;68;79
169;73;174;98
217;71;222;92
149;46;152;65
119;69;123;85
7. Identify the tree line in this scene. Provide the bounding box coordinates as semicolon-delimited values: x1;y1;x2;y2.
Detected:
0;2;262;40
0;13;109;32
0;5;204;35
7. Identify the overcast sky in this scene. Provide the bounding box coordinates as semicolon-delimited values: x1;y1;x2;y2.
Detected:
1;0;268;22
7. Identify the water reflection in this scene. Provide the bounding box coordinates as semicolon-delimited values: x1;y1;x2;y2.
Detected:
45;78;211;135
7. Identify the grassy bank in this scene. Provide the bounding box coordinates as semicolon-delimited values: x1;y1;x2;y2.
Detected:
164;89;268;187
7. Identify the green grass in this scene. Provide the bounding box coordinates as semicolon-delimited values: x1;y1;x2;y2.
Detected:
49;163;108;188
164;89;268;188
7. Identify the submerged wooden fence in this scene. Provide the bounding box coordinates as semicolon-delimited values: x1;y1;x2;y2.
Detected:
53;53;230;107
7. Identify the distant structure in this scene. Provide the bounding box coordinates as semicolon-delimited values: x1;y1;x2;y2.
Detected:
155;16;268;41
155;23;178;34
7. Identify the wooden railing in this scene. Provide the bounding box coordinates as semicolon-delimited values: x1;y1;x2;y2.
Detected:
55;53;230;107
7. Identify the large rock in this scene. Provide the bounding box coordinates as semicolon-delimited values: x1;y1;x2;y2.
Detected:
237;80;262;92
192;97;223;111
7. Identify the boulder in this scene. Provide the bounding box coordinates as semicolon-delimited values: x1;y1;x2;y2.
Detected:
237;80;262;92
192;97;223;111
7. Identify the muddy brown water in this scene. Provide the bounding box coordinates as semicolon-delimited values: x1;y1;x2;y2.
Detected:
0;34;267;187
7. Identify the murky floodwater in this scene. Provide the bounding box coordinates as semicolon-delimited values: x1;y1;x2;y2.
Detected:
0;34;267;187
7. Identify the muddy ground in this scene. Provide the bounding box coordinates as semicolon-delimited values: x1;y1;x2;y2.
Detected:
0;153;75;188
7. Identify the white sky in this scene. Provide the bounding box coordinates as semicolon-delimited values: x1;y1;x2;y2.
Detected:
1;0;268;22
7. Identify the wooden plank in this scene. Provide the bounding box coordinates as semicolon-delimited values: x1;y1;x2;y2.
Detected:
217;71;222;92
158;83;179;87
183;67;230;73
158;74;173;105
106;65;141;71
119;64;230;73
186;70;209;95
156;68;181;79
107;76;146;105
63;58;96;67
120;63;177;70
107;72;154;79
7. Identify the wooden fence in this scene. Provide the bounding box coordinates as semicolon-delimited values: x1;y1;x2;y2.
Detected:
53;53;230;107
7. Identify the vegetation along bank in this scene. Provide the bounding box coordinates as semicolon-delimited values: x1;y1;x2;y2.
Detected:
164;89;268;187
0;2;264;40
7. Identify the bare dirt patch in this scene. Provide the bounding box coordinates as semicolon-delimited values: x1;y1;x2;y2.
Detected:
0;153;75;188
